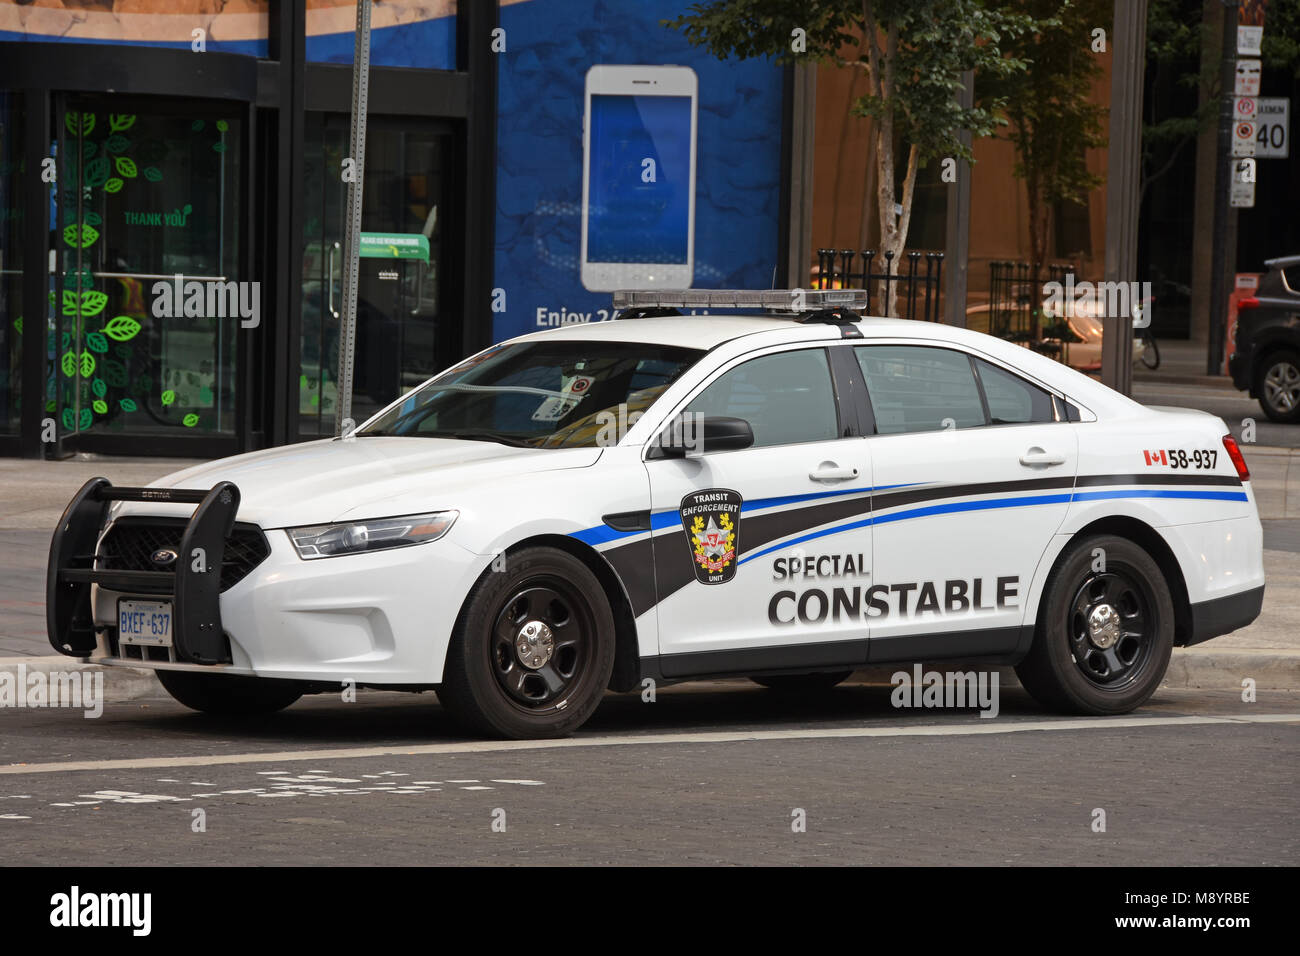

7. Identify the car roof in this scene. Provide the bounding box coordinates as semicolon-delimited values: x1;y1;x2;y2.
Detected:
513;312;1138;418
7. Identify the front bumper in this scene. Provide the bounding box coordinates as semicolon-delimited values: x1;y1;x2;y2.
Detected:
51;478;490;685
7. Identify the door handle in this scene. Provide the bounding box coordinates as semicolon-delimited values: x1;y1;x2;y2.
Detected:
810;462;860;482
327;241;341;319
1019;447;1066;467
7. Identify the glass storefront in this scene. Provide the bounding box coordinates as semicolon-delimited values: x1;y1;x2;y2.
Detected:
0;92;21;437
299;115;453;436
51;95;243;445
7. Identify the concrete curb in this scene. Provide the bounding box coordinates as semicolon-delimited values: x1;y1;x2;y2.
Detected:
4;648;1297;709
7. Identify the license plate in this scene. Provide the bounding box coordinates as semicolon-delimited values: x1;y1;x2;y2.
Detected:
118;600;173;647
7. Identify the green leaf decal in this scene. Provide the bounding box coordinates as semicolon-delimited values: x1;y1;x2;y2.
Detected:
86;332;108;354
104;360;128;387
191;119;205;133
161;390;175;406
103;178;124;194
103;316;142;342
143;166;162;182
91;378;107;398
119;398;138;412
78;408;93;430
212;142;227;154
114;156;137;178
93;399;108;414
61;408;74;430
61;290;79;316
183;414;199;428
199;386;213;404
61;352;76;377
11;317;20;335
61;332;70;350
83;211;103;227
135;375;152;393
216;120;229;132
79;352;96;377
81;141;98;160
84;156;110;187
65;112;95;136
80;290;108;316
62;224;99;249
45;400;56;414
105;135;130;155
109;114;136;132
114;344;132;359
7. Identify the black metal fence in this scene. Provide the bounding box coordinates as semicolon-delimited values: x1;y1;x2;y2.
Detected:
814;248;945;321
986;260;1077;339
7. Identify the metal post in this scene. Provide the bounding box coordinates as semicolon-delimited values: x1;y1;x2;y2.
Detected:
944;70;973;326
334;0;372;436
784;65;817;289
1206;0;1240;374
1102;0;1148;396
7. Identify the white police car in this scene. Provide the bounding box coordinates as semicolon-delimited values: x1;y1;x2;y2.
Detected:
48;289;1265;739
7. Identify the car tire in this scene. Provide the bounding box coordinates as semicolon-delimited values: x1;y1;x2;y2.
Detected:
438;547;615;739
1254;349;1300;424
156;670;303;716
750;671;852;692
1015;535;1174;716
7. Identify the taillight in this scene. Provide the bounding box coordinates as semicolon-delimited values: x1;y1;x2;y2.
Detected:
1223;434;1250;481
1237;297;1260;311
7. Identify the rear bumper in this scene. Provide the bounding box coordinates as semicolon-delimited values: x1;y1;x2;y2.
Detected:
1228;351;1252;392
1185;584;1265;646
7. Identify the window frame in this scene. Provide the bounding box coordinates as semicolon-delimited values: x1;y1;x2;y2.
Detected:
645;343;855;458
850;341;1076;437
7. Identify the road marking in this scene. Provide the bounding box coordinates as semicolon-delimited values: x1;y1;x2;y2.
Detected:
0;713;1295;776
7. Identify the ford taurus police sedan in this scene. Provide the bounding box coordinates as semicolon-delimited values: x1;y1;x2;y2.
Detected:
47;289;1265;739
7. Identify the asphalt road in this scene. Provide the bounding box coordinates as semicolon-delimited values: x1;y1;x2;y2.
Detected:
1;684;1295;865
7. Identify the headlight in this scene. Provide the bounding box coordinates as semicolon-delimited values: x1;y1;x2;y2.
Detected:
286;511;458;560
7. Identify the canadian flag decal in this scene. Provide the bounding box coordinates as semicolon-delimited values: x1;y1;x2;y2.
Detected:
1143;449;1168;466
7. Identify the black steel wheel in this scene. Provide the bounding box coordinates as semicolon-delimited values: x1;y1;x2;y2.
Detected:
1016;534;1174;715
438;547;615;739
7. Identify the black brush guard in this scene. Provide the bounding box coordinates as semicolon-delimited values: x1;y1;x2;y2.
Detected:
47;478;241;664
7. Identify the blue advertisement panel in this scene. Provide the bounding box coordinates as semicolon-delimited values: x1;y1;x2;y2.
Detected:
493;0;784;342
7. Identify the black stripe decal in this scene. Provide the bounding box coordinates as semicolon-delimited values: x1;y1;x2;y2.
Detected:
605;471;1242;616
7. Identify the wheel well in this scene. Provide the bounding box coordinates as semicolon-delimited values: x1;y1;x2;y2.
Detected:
1249;340;1298;395
491;533;642;693
1058;517;1193;646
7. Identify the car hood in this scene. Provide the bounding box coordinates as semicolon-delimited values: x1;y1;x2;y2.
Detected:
116;437;602;528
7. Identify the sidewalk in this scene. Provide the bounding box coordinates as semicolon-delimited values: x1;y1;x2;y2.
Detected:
1132;337;1232;388
1;448;1297;700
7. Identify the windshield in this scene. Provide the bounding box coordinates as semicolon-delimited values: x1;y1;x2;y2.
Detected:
358;340;703;447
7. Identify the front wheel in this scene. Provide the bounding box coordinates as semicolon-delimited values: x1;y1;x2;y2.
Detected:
1140;332;1160;370
157;670;303;716
437;547;615;739
1015;535;1173;715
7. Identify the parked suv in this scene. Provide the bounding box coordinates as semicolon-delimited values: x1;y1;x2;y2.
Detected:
1229;255;1300;423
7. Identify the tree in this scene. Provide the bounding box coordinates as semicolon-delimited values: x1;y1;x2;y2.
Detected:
978;0;1109;338
666;0;1038;315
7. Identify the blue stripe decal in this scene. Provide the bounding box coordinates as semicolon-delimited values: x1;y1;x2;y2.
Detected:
570;481;921;547
735;488;1248;566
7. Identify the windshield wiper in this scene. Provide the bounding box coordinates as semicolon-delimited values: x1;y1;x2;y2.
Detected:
431;430;539;448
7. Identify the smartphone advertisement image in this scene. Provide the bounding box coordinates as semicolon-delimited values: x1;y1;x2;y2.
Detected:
581;65;697;291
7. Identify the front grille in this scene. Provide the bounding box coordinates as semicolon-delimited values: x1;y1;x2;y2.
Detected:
98;518;271;593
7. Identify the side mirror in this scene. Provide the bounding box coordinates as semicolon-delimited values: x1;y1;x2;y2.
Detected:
650;415;755;459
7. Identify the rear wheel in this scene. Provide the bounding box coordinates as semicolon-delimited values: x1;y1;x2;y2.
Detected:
750;671;852;692
438;547;615;739
1015;535;1173;715
1255;349;1300;423
157;670;303;716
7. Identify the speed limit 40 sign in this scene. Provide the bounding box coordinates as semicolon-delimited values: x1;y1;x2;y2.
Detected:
1255;98;1290;159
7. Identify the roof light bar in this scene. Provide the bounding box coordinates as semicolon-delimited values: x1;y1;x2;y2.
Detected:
612;288;868;313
